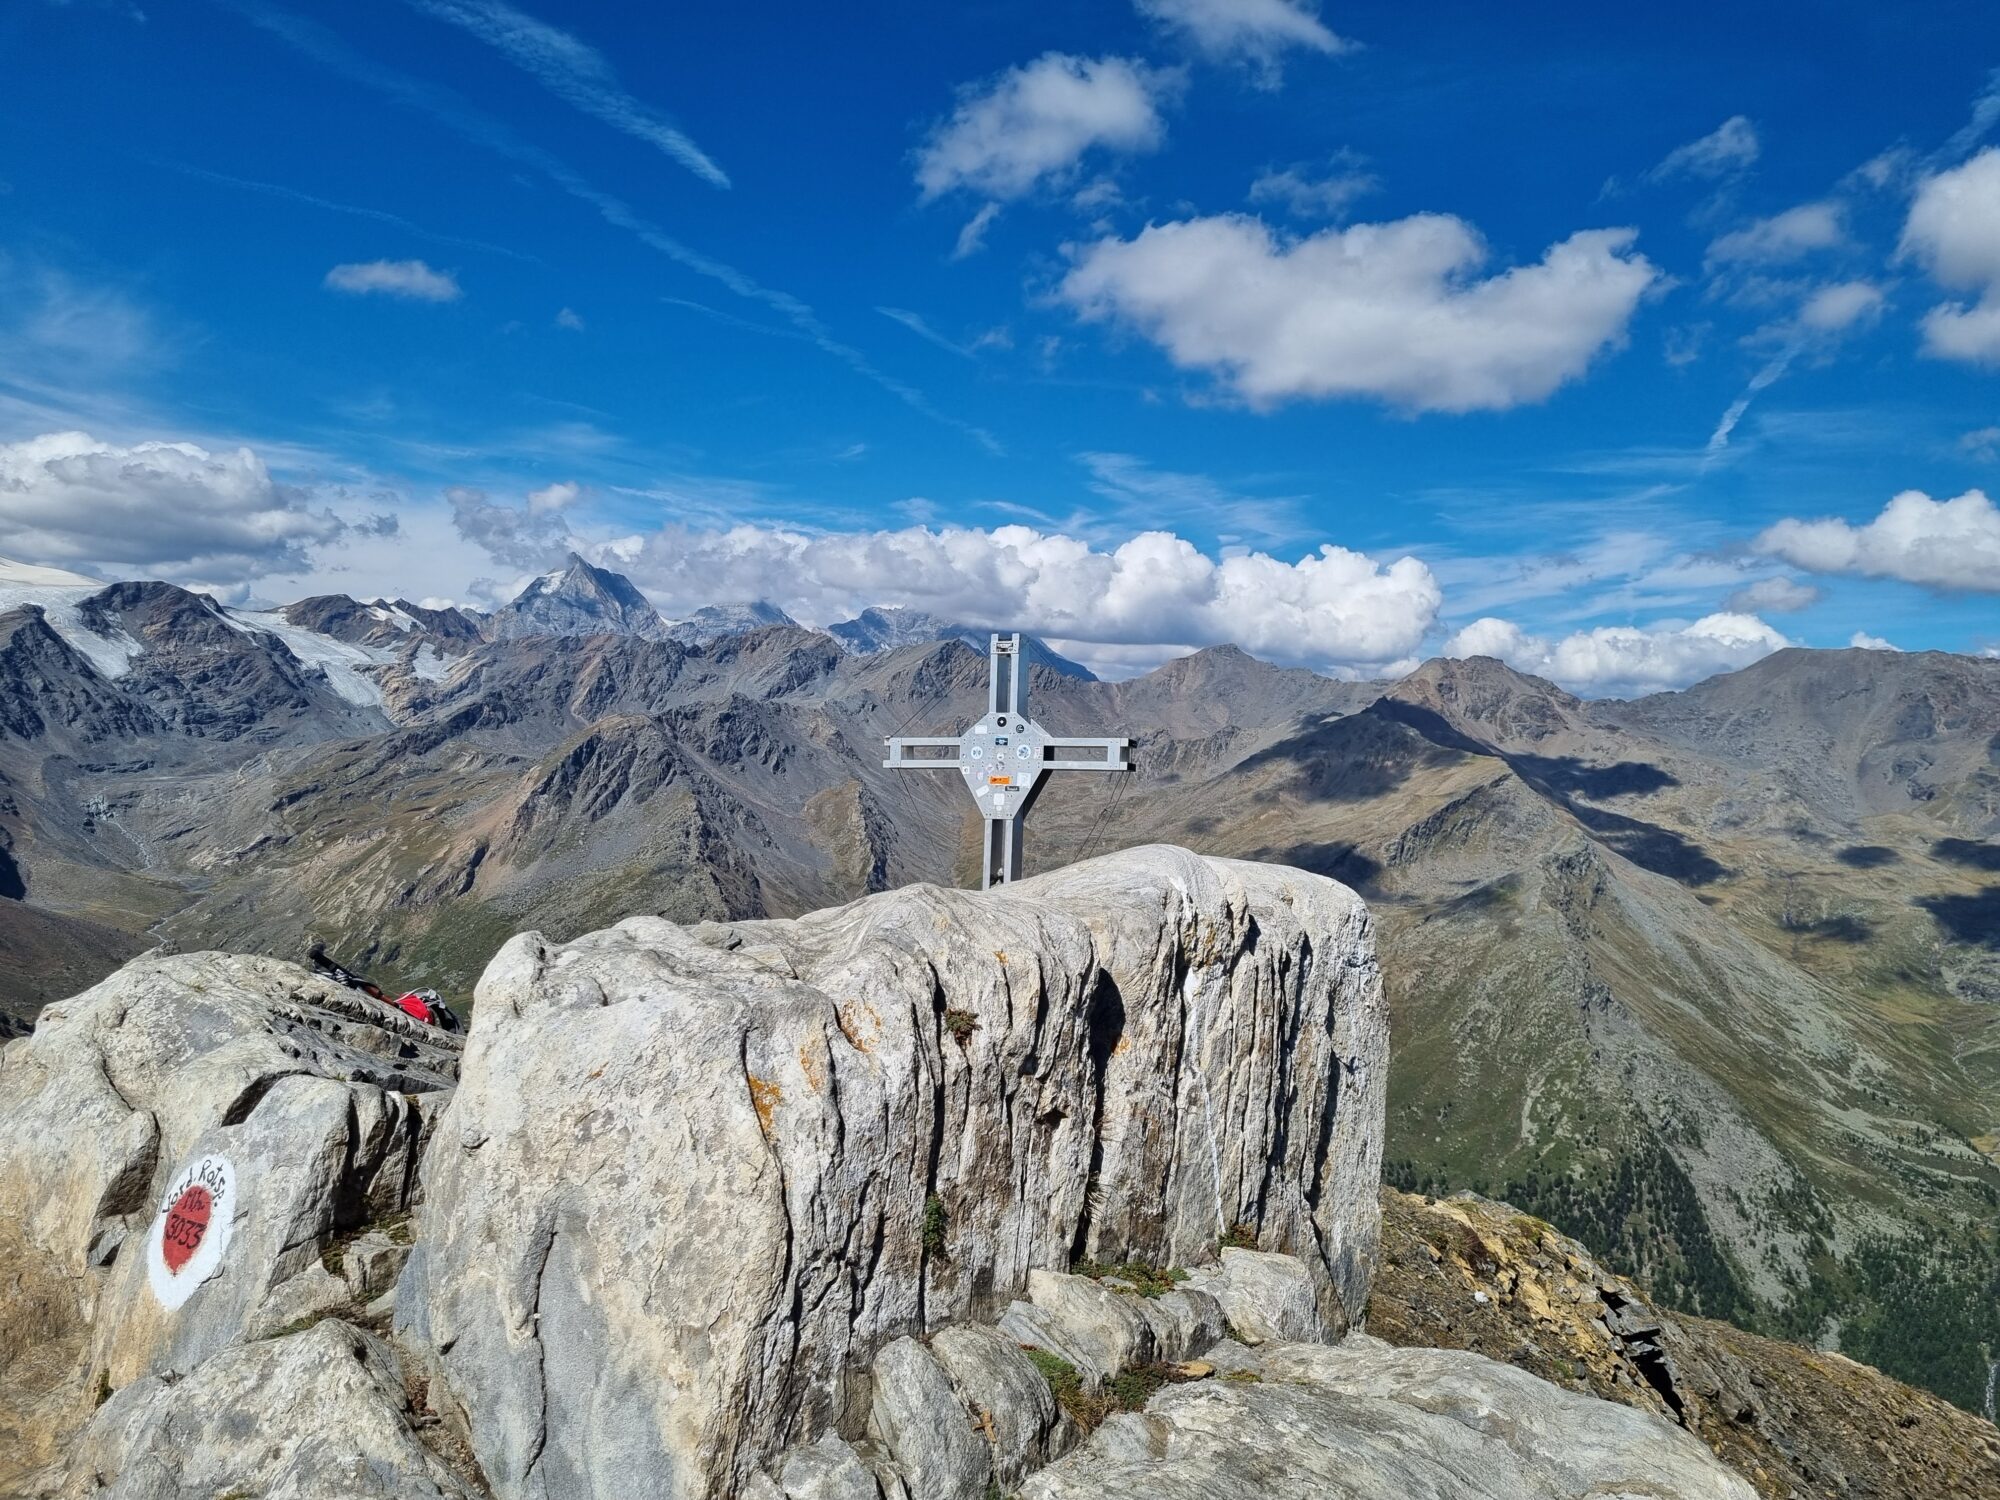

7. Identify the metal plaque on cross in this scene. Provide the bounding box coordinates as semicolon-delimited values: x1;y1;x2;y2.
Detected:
884;633;1132;887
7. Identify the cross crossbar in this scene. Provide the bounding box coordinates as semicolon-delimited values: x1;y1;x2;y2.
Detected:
884;633;1132;887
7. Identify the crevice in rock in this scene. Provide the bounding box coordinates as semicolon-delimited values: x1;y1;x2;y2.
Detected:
219;1069;310;1127
520;1216;558;1488
1070;973;1126;1265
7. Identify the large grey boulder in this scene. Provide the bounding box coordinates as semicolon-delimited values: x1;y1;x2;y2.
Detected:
60;1319;476;1499
1016;1335;1758;1500
405;846;1383;1499
0;953;459;1488
867;1337;989;1500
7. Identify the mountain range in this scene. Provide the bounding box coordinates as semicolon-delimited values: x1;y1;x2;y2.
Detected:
0;553;1995;1412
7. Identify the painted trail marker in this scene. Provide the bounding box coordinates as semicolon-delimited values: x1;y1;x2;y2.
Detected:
885;633;1132;887
146;1153;236;1310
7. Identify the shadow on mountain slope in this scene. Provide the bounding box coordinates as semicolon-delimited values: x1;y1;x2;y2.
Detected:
1237;710;1469;803
1505;754;1679;799
1933;838;2000;872
1370;698;1724;887
1253;841;1383;894
1918;887;2000;947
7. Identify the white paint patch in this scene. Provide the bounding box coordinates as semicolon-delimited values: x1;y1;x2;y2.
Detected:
146;1153;238;1310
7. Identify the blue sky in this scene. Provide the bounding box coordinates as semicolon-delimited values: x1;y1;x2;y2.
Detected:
2;0;1998;690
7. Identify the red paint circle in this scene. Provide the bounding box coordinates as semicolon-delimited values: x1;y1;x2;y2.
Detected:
162;1185;212;1275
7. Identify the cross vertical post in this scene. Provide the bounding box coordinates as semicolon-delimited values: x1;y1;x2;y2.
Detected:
885;633;1132;888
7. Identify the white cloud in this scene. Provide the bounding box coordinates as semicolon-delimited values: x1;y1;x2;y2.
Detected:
1247;153;1377;218
1960;425;2000;460
915;54;1167;203
554;305;584;330
446;484;579;571
1721;575;1821;613
525;480;581;515
0;431;345;584
1917;297;2000;364
1134;0;1349;78
1848;631;1901;651
1706;201;1845;265
953;202;1002;259
518;521;1442;671
324;259;462;301
1444;611;1789;695
1796;279;1884;333
407;0;728;187
1900;148;2000;363
1059;213;1657;411
1650;116;1760;181
1753;488;2000;592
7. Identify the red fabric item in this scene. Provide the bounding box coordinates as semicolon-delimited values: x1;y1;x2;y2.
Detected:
394;990;436;1024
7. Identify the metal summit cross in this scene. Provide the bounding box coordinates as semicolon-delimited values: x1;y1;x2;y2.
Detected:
884;633;1132;888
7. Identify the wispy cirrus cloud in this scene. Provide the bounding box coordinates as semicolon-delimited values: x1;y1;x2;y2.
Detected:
213;0;999;451
876;307;974;359
1649;115;1759;182
1135;0;1350;83
324;258;462;300
404;0;728;188
161;160;534;261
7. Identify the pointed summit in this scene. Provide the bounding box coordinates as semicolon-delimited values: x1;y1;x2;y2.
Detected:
484;553;670;642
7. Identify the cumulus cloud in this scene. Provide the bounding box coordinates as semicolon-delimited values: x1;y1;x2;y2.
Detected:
1059;213;1658;411
446;484;580;571
915;54;1167;203
1900;148;2000;363
1247;153;1377;218
531;521;1442;671
1706;200;1846;265
406;0;728;188
1444;612;1788;696
1650;116;1760;181
0;431;345;583
1753;488;2000;592
554;305;584;330
1722;575;1822;613
324;259;462;301
1134;0;1349;79
1795;279;1885;333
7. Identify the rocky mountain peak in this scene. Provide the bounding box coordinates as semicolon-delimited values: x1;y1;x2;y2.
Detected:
1383;654;1586;748
667;600;799;645
483;552;670;643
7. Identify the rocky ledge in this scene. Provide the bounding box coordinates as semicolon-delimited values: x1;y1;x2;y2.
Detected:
0;848;1818;1498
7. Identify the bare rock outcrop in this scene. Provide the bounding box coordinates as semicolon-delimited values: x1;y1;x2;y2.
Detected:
60;1320;476;1500
1014;1335;1758;1500
0;953;460;1493
402;845;1385;1499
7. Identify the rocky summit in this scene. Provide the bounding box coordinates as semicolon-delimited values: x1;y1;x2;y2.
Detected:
0;847;1792;1500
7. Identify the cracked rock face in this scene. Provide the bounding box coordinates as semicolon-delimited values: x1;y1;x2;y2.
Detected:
404;845;1384;1500
0;953;460;1493
60;1320;475;1500
1016;1335;1759;1500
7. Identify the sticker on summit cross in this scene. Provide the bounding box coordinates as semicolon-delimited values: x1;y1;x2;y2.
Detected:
146;1153;237;1310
